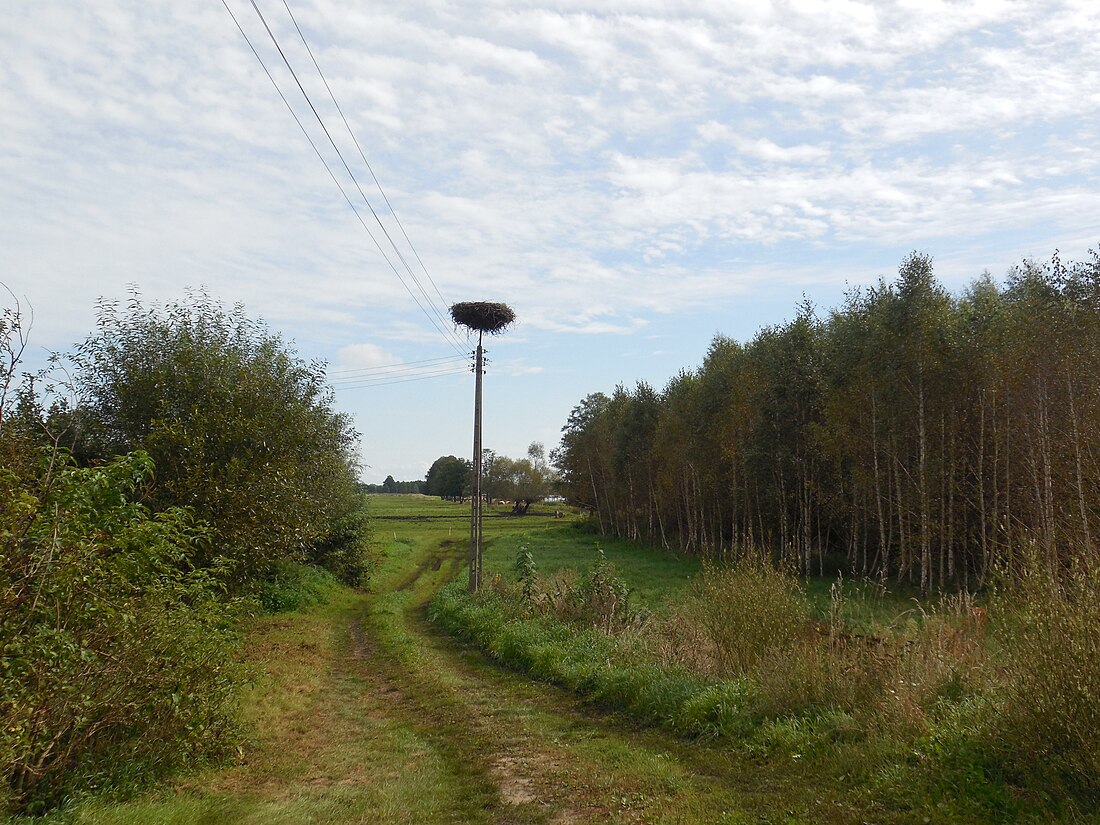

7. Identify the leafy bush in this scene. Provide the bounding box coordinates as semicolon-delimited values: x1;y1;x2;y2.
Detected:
304;501;375;587
254;560;340;613
70;291;363;587
576;546;639;633
0;451;241;815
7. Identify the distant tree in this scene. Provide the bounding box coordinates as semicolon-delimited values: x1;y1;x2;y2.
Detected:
424;455;470;500
482;442;557;514
513;441;556;513
360;477;424;494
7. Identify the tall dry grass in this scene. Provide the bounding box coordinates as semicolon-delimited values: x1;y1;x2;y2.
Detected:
983;547;1100;802
649;557;986;732
465;540;1100;813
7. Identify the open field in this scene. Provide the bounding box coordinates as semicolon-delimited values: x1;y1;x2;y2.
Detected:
479;517;921;627
26;494;1097;825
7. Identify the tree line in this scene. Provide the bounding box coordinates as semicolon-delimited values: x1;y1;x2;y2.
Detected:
360;475;426;494
553;249;1100;593
422;444;557;512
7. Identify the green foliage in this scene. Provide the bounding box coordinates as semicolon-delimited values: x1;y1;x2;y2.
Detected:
254;560;340;613
554;247;1100;592
985;549;1100;804
70;291;362;586
304;498;375;587
483;443;558;511
574;546;639;633
505;543;645;634
0;451;241;815
423;455;470;500
514;544;537;602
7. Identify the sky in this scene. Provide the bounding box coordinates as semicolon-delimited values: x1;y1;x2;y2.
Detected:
2;0;1098;484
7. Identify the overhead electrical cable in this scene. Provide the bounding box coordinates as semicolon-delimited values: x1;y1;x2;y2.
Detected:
279;0;453;314
330;360;469;381
223;0;465;359
329;359;471;383
245;0;466;354
332;365;470;391
323;352;466;374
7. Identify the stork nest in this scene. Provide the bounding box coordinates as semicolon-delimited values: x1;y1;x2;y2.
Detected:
450;302;516;334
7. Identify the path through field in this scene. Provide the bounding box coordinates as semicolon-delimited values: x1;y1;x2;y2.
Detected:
67;505;906;825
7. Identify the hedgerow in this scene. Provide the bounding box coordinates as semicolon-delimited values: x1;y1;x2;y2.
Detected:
1;451;241;814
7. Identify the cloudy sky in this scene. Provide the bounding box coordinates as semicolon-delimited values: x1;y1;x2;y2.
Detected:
2;0;1098;483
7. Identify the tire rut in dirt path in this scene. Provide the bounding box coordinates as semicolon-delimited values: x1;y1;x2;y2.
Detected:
362;534;895;825
354;537;754;825
355;542;586;823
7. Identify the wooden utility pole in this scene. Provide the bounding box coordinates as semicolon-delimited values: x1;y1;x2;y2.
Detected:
469;331;484;592
449;301;515;594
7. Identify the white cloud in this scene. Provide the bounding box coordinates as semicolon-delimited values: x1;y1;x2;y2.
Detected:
2;0;1098;480
335;343;399;369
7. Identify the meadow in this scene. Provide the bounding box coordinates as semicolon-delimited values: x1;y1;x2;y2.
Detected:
432;500;1100;823
18;494;1098;824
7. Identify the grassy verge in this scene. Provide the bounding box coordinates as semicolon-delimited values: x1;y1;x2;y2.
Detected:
430;580;764;740
24;583;480;825
432;523;1100;823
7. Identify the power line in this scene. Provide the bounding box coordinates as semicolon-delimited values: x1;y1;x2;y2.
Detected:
279;0;452;314
329;359;470;383
328;353;470;379
332;365;470;390
224;0;464;357
244;0;466;353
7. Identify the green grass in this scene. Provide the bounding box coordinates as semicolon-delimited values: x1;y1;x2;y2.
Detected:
482;525;702;608
377;496;920;628
24;584;483;825
33;493;1095;825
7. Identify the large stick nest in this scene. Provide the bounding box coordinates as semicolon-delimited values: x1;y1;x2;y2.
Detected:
450;302;516;334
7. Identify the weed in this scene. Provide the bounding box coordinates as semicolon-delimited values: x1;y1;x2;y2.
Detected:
672;557;809;677
984;548;1100;804
514;544;537;603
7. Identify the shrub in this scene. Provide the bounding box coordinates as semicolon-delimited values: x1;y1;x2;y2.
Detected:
0;451;241;815
305;501;375;587
675;556;809;676
254;560;340;613
70;291;363;587
985;548;1100;803
534;545;646;633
